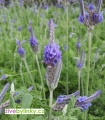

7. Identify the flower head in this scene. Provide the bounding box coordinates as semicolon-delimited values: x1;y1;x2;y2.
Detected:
0;83;10;103
76;50;85;69
18;26;23;31
78;0;103;29
44;19;62;66
0;74;8;80
75;90;102;110
56;91;79;104
28;26;38;53
76;36;81;52
44;43;61;66
16;40;25;58
75;96;92;110
52;91;79;111
44;19;62;90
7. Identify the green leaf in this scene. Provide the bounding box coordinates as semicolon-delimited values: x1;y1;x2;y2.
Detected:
9;95;17;120
18;93;33;120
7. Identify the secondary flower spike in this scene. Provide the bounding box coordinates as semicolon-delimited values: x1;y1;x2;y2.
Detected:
16;40;25;58
28;26;38;53
44;19;62;90
44;19;62;66
78;0;103;30
76;50;85;69
75;90;102;110
52;91;79;111
0;83;10;103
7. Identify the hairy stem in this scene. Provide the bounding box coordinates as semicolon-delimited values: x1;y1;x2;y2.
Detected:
23;58;37;92
35;54;46;100
48;90;53;120
86;31;92;96
78;70;81;93
85;31;92;120
66;5;69;94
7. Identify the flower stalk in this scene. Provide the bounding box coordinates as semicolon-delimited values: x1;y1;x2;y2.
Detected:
23;58;37;92
66;5;69;95
78;70;81;93
35;54;46;100
48;90;53;120
86;31;92;96
84;30;92;120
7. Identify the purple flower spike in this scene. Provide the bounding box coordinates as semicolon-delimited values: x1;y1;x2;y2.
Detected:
75;90;102;110
76;50;85;69
44;19;62;66
45;19;62;91
44;43;62;66
16;40;25;58
78;0;103;29
78;14;84;23
52;91;79;111
1;74;8;80
76;36;81;51
18;26;23;31
76;96;92;110
28;26;38;53
0;83;10;103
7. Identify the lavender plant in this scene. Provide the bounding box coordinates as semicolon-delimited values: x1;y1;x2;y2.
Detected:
52;91;79;111
16;40;37;91
43;19;62;120
78;0;103;119
75;90;101;110
53;90;101;110
28;25;45;99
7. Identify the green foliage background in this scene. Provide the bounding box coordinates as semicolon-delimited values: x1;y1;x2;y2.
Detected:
0;1;105;120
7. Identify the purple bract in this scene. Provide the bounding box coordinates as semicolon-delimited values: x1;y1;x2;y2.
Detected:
44;43;62;66
76;96;92;110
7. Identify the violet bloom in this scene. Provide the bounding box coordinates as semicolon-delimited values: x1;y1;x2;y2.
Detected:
44;19;62;66
75;90;101;110
16;40;25;58
57;91;79;104
0;83;10;103
18;26;23;31
44;43;61;66
76;36;81;51
43;5;48;10
52;91;79;111
1;74;8;80
0;0;5;4
44;19;62;90
75;96;92;110
76;50;85;69
78;0;103;29
28;26;38;53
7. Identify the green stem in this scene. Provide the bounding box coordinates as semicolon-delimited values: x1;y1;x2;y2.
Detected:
85;31;92;120
48;90;53;120
35;54;46;100
78;70;81;93
81;74;84;96
20;61;25;87
86;31;92;96
66;5;69;94
23;58;37;92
